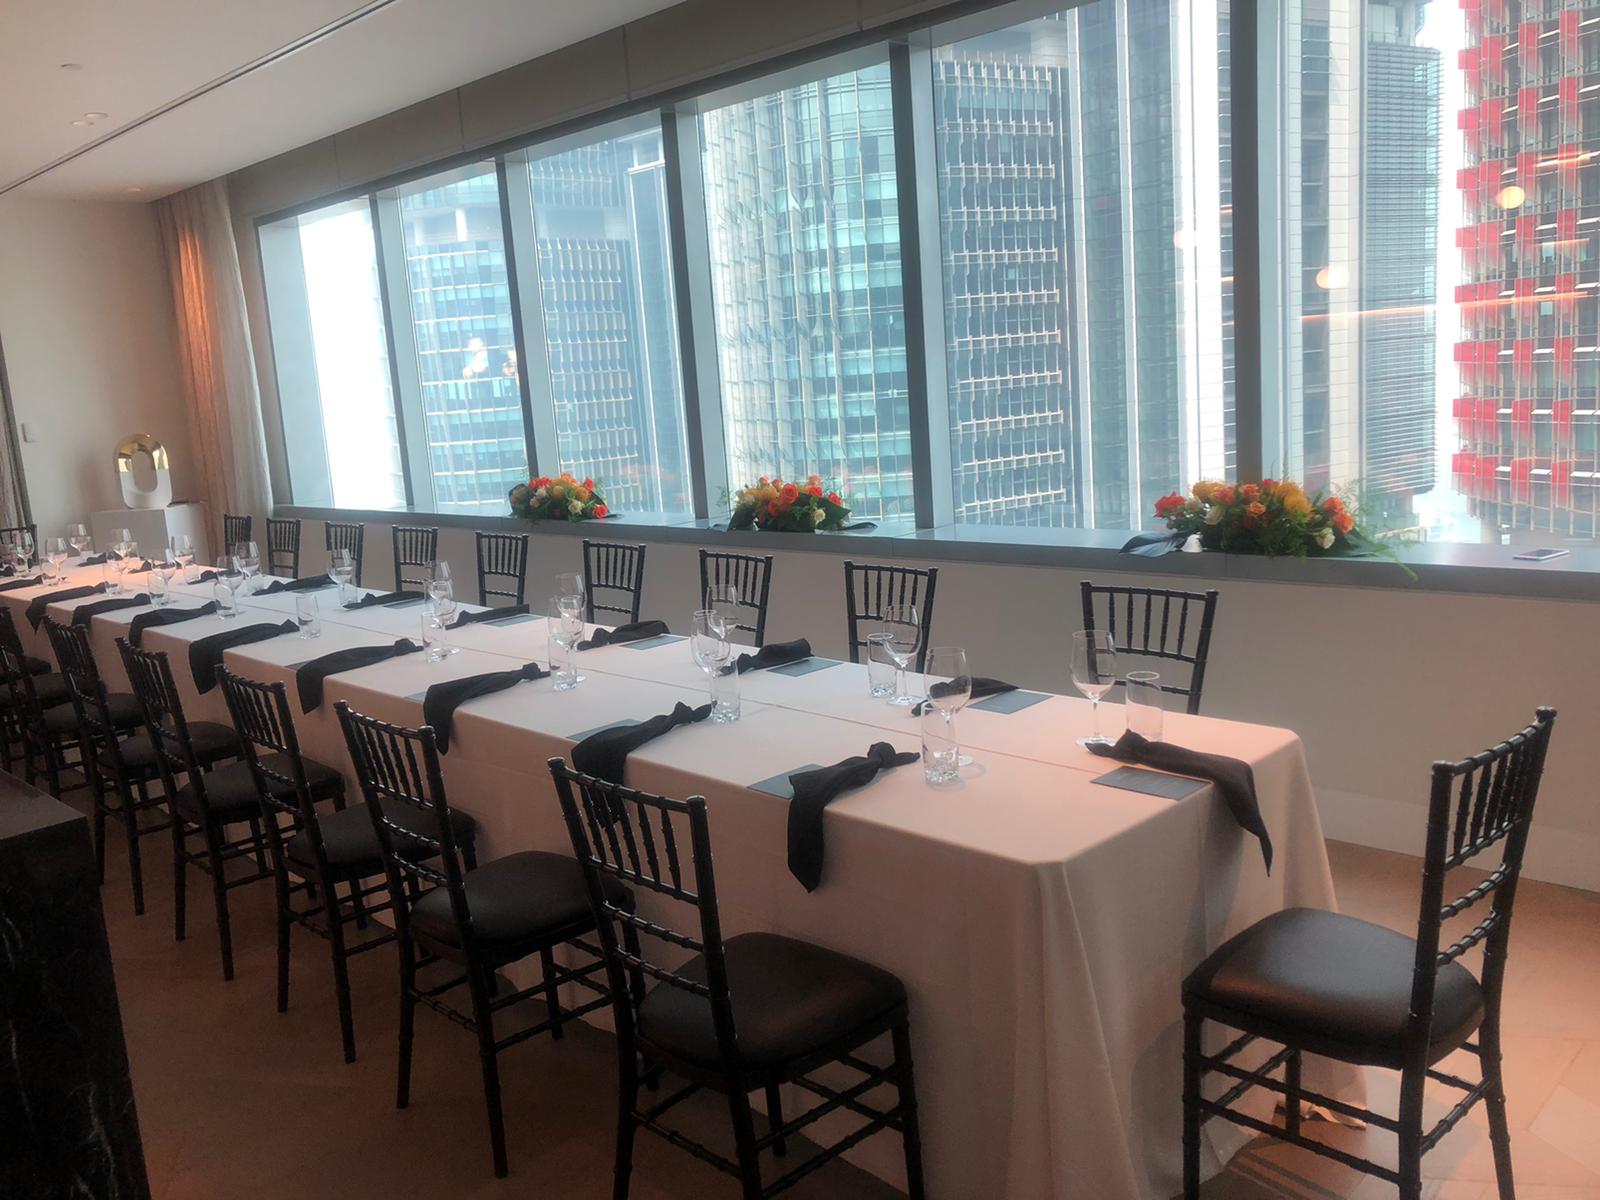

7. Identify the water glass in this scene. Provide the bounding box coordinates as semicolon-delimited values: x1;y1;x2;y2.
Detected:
149;572;169;608
103;561;123;596
422;612;449;662
547;597;584;689
882;604;921;707
921;707;959;784
1071;630;1119;747
1124;671;1164;741
295;594;322;640
866;632;896;697
213;578;238;619
692;609;739;722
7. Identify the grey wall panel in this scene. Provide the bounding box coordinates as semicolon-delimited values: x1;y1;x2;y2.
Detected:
623;0;860;95
332;92;466;190
228;138;339;220
459;29;631;148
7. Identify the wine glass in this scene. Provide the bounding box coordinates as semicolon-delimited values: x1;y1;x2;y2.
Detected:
213;555;240;619
556;571;585;614
547;597;585;689
925;646;974;767
426;567;458;653
116;541;140;591
151;549;178;606
1071;630;1119;747
691;609;739;722
12;529;34;573
44;537;68;583
232;540;260;592
328;548;356;604
704;583;741;631
171;534;194;570
67;524;92;557
110;528;131;560
881;603;921;707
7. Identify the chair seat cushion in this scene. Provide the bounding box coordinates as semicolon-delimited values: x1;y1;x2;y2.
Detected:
2;671;69;709
22;655;53;677
1183;907;1485;1068
285;801;476;879
173;755;343;824
42;692;142;735
637;932;907;1072
409;850;615;951
101;722;238;773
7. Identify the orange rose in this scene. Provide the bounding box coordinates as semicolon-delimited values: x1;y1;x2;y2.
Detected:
1260;478;1279;494
1239;483;1261;502
1247;501;1266;517
1333;512;1354;535
827;492;841;505
1213;485;1235;506
593;504;608;519
759;477;770;487
780;482;800;506
1323;496;1344;514
583;477;595;490
809;484;823;497
1153;492;1187;518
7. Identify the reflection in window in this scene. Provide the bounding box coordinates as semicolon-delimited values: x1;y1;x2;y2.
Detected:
700;62;913;521
933;1;1233;529
398;167;527;514
527;128;692;514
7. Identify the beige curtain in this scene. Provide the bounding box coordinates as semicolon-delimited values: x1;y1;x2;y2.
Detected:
0;336;32;528
156;180;271;540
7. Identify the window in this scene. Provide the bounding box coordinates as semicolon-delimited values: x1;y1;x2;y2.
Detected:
931;0;1234;530
396;166;527;515
699;62;914;522
525;125;693;514
259;198;406;510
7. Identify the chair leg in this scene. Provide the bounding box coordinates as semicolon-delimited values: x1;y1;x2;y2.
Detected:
1182;1007;1202;1200
1481;1006;1516;1200
1397;1065;1427;1200
613;1050;639;1200
540;946;564;1040
891;1020;925;1200
92;789;109;885
348;879;369;930
1283;1048;1302;1137
765;1082;787;1158
274;875;292;1014
202;822;235;981
171;815;188;942
468;960;509;1178
396;943;417;1110
248;818;268;873
327;900;357;1064
122;783;146;917
727;1088;763;1200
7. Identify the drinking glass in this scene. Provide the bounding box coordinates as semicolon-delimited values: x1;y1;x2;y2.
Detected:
295;594;321;640
691;609;739;722
13;529;34;573
44;537;68;582
555;571;584;610
422;612;449;662
152;549;178;598
232;541;260;592
170;533;194;566
921;707;959;784
213;577;238;619
547;598;584;689
67;524;91;557
882;604;921;707
1124;670;1164;741
704;584;741;631
1071;630;1119;747
149;572;169;608
925;646;973;766
110;528;131;560
865;631;896;697
328;549;356;605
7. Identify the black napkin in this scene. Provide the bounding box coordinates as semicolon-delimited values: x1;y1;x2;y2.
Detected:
26;584;106;630
71;594;151;626
787;742;918;892
296;638;421;713
128;602;219;648
343;589;421;609
736;638;812;674
576;619;670;651
189;620;297;693
256;575;337;594
912;676;1017;716
0;575;43;593
449;603;530;629
1086;730;1273;871
422;662;548;753
571;701;711;785
1119;530;1188;557
79;553;108;566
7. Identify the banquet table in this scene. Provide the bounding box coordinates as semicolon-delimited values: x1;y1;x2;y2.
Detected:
2;559;1362;1200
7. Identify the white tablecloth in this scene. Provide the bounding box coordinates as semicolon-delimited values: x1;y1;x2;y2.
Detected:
4;562;1361;1199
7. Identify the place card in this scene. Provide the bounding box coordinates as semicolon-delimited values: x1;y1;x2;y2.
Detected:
766;657;839;677
567;717;641;741
972;689;1049;715
617;634;686;651
485;613;541;627
1091;766;1207;801
748;764;822;800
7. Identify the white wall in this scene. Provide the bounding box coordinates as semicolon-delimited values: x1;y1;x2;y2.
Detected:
294;516;1600;894
0;196;195;537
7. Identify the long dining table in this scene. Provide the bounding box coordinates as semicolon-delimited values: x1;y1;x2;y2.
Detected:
6;558;1362;1200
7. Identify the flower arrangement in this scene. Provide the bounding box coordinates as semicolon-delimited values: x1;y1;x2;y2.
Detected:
727;475;852;533
1151;478;1366;557
509;473;610;523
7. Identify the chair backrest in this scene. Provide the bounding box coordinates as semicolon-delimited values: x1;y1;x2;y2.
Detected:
217;667;325;874
475;531;529;605
843;560;938;673
548;757;740;1075
582;539;646;624
0;524;37;555
1079;581;1220;716
391;525;439;592
117;639;207;789
223;513;253;551
335;702;474;947
0;608;48;735
266;517;302;577
45;620;122;770
698;549;774;647
325;521;366;586
1403;707;1556;1067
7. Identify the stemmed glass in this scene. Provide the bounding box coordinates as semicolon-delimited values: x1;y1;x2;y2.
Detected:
426;562;458;655
67;524;92;558
12;529;34;574
110;540;139;595
925;646;974;767
881;603;921;707
556;571;584;615
231;540;260;593
328;549;356;605
704;583;741;630
150;550;178;607
171;534;195;580
691;609;739;722
547;597;585;689
213;555;241;619
44;537;68;583
110;528;131;560
1071;630;1120;747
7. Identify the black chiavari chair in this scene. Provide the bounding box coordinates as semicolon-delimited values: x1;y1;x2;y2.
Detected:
325;520;366;586
582;539;647;624
699;549;774;647
1080;581;1219;715
391;525;438;592
0;606;66;774
0;523;38;568
475;531;529;605
218;668;394;1062
266;516;302;577
1183;707;1558;1200
843;561;938;673
336;703;615;1178
222;513;253;551
548;757;926;1200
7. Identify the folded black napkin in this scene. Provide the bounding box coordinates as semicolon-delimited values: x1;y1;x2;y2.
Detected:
127;602;220;648
1119;530;1188;557
71;594;151;627
736;638;811;674
26;583;106;630
79;553;108;566
256;575;337;594
1086;730;1273;871
576;619;670;651
449;603;530;629
787;743;918;892
296;638;421;713
342;589;421;609
189;620;297;693
423;662;548;753
571;701;711;785
912;676;1018;717
0;575;44;593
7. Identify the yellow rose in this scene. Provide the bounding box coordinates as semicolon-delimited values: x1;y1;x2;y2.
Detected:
549;483;565;499
573;485;591;502
1283;493;1313;518
1191;480;1220;504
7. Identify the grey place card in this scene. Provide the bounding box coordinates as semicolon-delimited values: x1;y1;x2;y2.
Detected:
972;689;1050;715
1091;766;1207;801
748;763;822;800
765;657;840;677
485;612;542;627
617;634;686;651
568;717;641;741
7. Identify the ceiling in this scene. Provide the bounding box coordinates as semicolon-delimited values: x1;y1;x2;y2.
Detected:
3;0;682;201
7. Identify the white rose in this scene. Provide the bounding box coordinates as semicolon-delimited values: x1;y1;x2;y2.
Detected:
569;500;583;515
811;507;825;524
533;488;546;503
1315;527;1335;549
1204;504;1224;526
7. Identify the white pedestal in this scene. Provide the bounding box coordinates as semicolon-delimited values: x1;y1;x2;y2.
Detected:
90;503;210;562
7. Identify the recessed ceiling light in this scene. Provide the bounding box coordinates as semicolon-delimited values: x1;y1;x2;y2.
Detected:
83;111;108;120
125;187;143;194
59;62;82;71
71;119;89;127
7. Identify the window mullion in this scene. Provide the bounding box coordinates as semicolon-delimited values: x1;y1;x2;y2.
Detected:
1235;0;1268;483
500;154;562;478
371;190;434;512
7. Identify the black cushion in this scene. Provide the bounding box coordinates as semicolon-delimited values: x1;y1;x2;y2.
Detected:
101;721;239;772
285;800;477;879
173;755;343;824
409;850;616;952
1;671;69;709
22;655;52;676
636;932;907;1072
1183;907;1485;1069
41;692;142;736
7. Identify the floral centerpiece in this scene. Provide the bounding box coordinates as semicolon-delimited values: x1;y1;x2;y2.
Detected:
1150;478;1367;557
728;475;852;533
509;472;609;523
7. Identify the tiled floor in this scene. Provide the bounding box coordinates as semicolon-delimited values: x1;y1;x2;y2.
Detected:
99;834;1599;1199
